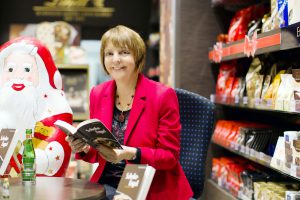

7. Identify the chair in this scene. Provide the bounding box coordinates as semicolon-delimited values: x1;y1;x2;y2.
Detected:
175;88;215;199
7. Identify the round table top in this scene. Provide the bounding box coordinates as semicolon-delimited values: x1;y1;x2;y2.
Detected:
3;177;105;200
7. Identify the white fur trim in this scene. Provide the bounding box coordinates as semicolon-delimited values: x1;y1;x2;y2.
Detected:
53;71;63;90
44;141;64;176
35;149;49;174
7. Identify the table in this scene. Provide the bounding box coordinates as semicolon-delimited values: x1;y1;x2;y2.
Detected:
3;177;106;200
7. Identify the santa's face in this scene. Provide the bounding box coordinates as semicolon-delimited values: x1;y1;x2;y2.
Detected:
1;53;39;90
0;52;39;130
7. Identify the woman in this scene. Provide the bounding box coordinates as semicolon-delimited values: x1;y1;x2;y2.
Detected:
66;25;193;200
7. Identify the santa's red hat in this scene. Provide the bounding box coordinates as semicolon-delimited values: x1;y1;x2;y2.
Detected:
0;36;62;90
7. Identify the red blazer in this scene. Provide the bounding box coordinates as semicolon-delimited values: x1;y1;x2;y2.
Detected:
76;74;193;200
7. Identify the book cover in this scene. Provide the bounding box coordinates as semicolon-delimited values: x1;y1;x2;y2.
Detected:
54;119;122;149
0;129;21;175
114;164;156;200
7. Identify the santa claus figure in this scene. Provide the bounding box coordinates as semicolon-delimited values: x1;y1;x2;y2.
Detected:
0;37;73;176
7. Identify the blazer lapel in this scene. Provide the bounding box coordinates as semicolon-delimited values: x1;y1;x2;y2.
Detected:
101;82;116;131
124;75;146;144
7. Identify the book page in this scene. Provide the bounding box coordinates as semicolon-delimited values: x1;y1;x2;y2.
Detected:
54;120;77;136
77;118;100;129
137;166;155;200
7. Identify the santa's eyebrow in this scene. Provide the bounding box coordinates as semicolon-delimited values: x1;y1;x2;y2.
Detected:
23;63;32;67
4;62;16;68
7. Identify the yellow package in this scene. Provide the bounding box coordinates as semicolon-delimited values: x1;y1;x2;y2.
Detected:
246;58;262;105
263;70;286;102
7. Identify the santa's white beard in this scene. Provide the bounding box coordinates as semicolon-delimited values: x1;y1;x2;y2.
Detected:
0;83;38;130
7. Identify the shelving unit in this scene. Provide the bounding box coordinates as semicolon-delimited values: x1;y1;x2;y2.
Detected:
208;29;280;62
213;103;300;127
206;2;300;199
208;22;300;63
57;64;90;121
212;141;300;181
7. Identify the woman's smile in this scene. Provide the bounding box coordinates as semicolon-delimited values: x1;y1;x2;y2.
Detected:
112;66;126;70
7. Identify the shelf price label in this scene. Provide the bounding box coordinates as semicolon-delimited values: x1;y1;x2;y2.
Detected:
250;148;259;158
245;146;250;155
244;30;258;57
212;42;223;63
259;152;271;164
240;145;246;154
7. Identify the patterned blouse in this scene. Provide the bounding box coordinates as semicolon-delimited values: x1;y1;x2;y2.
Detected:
98;107;130;188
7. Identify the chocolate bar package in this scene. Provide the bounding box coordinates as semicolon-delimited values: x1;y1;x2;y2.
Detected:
240;127;273;153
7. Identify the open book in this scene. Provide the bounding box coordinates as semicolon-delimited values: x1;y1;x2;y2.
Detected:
114;164;156;200
54;119;122;149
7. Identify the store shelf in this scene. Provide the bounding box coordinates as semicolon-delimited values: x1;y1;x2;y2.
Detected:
212;141;300;182
208;22;300;63
215;101;300;115
206;179;237;200
211;97;300;127
213;141;271;166
207;2;300;200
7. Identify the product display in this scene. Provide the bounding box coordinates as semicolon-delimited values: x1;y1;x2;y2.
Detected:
212;156;300;199
209;0;300;199
212;120;280;156
227;4;268;42
212;54;300;113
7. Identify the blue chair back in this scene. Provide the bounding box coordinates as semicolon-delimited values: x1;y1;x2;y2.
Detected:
175;88;215;198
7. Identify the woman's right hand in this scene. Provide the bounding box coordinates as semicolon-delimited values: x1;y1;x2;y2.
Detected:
65;136;90;153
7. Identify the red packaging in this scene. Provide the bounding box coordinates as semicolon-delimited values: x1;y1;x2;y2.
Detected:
228;4;268;42
216;61;237;98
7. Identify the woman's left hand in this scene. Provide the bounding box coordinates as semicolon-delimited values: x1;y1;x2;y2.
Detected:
96;145;137;164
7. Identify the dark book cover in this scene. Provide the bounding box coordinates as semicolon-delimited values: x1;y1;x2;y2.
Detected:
55;119;122;149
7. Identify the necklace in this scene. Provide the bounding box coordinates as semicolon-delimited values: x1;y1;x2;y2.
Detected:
116;94;134;123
